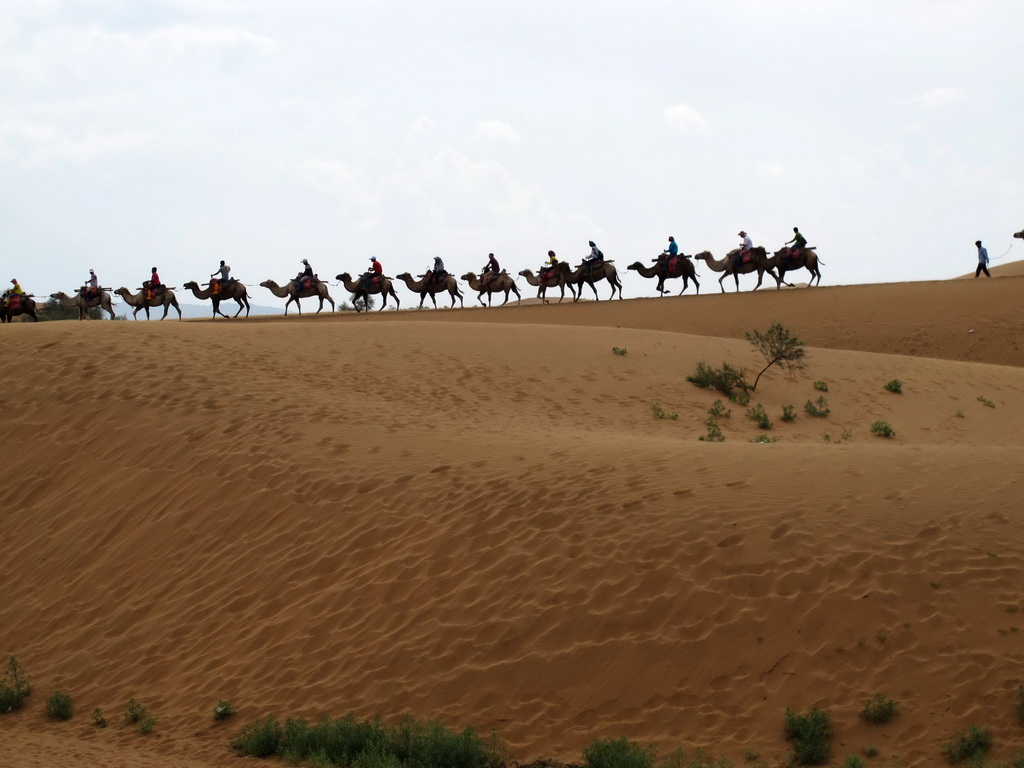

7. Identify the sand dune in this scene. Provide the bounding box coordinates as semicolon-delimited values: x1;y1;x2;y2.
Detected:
2;277;1023;768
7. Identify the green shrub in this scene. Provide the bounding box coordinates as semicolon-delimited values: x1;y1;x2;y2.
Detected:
870;421;895;438
780;404;797;422
1012;748;1024;768
699;417;725;442
745;323;807;391
941;725;991;764
612;347;627;356
708;399;731;418
92;707;107;727
651;402;679;420
977;396;995;408
0;657;31;714
1016;685;1024;722
137;715;156;735
687;361;750;402
842;756;864;768
124;698;147;724
804;397;830;418
784;707;832;765
884;379;903;394
659;747;733;768
813;381;828;392
213;699;236;721
231;716;284;758
746;403;772;429
751;434;778;443
861;745;878;757
583;737;655;768
860;694;899;723
45;691;74;721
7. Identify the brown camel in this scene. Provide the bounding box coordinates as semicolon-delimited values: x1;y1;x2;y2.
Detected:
182;280;251;319
0;295;38;323
569;260;623;301
772;247;823;287
335;272;400;312
693;248;783;293
395;272;464;309
461;271;522;307
115;287;182;320
626;255;700;296
518;266;577;303
49;290;116;320
260;278;334;315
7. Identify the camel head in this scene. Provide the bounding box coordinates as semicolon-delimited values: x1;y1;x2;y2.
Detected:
259;280;274;289
48;292;63;299
183;281;198;290
115;287;131;296
460;272;475;281
517;269;531;277
396;272;412;280
336;273;351;282
692;251;713;261
626;262;644;271
1014;229;1024;240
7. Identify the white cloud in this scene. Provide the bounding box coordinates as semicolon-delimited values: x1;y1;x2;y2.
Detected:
757;162;788;179
150;24;279;53
904;87;964;107
473;120;521;144
663;104;710;133
0;119;152;164
407;115;436;140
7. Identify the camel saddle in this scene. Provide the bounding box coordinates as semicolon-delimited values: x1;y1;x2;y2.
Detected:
297;276;316;291
8;295;21;313
540;266;558;281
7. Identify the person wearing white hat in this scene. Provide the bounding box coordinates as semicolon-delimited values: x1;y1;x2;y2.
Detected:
738;231;753;252
84;268;99;299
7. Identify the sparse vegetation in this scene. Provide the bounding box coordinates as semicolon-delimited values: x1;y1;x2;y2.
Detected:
708;399;731;418
870;421;895;438
804;396;831;418
780;404;797;422
232;713;507;768
751;434;778;443
745;323;807;391
941;726;992;764
214;699;236;721
45;691;74;721
746;403;772;429
92;707;107;727
860;694;899;724
744;749;759;762
583;737;655;768
0;657;31;714
813;381;829;392
124;698;155;734
884;379;903;394
651;402;679;420
687;361;750;402
842;756;865;768
862;745;878;758
1017;685;1024;722
977;396;996;408
784;707;832;766
699;417;725;442
612;347;627;356
955;409;965;418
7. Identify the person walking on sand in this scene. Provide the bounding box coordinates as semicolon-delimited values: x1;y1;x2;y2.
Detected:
975;240;990;278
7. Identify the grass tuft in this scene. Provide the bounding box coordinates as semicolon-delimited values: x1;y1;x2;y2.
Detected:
784;707;832;765
651;402;679;420
870;421;895;438
859;694;899;724
612;347;627;356
780;404;797;422
214;699;236;721
92;707;107;727
941;725;991;764
687;361;750;402
804;396;830;418
45;691;74;721
884;379;903;394
746;403;772;429
813;381;828;392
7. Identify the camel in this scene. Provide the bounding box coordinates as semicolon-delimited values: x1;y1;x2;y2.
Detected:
772;247;823;287
626;255;700;296
693;248;784;293
182;280;251;319
115;287;182;320
335;273;400;312
460;271;522;307
395;272;464;309
518;266;577;304
1014;229;1023;241
260;278;334;315
568;260;623;302
0;295;38;323
49;290;116;320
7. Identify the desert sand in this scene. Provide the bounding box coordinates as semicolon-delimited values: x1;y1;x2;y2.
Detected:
2;273;1023;768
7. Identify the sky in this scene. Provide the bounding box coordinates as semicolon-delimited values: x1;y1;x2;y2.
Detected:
2;0;1022;307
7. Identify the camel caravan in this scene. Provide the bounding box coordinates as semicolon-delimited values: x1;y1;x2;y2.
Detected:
9;227;1022;324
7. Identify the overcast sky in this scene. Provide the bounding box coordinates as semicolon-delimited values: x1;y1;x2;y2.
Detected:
2;0;1022;306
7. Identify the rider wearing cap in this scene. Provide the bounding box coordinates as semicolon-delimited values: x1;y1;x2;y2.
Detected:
584;241;603;263
481;253;499;285
363;256;383;290
84;269;99;298
7;278;24;297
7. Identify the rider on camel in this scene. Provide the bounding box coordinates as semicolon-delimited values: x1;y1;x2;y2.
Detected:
363;256;382;291
84;269;99;299
481;253;499;285
784;227;807;256
426;256;445;285
145;267;163;300
6;278;24;298
736;231;754;267
541;250;558;280
210;260;231;294
661;236;679;278
296;259;314;290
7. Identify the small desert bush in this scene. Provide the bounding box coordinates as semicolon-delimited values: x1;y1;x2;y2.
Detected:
1012;749;1024;768
804;397;830;418
232;715;283;758
842;756;865;768
0;657;31;714
124;698;155;734
941;725;992;764
1017;685;1024;722
746;403;772;429
884;379;903;394
780;404;797;422
861;744;878;757
651;402;678;420
784;707;832;766
977;396;995;408
813;381;828;392
659;747;733;768
746;323;807;391
45;691;74;721
612;347;627;356
708;399;731;418
213;699;236;721
583;737;655;768
92;707;107;727
751;434;778;443
870;421;895;438
699;417;725;442
687;361;749;402
860;694;899;724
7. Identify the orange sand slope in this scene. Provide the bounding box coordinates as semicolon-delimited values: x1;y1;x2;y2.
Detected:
2;277;1024;768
